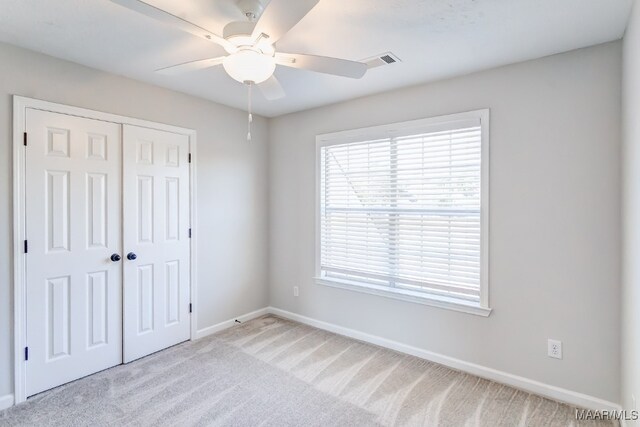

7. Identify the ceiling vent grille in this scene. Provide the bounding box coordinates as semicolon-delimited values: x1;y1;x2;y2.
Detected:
362;52;401;69
380;54;396;64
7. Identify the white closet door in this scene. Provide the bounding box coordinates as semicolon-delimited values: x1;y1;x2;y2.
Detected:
122;125;191;363
25;109;122;397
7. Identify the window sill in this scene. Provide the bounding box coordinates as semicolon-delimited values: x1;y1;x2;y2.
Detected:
314;277;492;317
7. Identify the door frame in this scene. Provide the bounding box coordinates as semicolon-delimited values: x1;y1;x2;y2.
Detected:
12;96;199;404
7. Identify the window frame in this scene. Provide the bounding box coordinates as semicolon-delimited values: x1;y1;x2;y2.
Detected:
314;109;491;316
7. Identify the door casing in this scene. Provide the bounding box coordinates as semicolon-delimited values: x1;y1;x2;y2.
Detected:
12;96;198;404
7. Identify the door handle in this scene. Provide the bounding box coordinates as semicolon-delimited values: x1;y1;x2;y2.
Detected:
110;253;121;262
127;252;137;261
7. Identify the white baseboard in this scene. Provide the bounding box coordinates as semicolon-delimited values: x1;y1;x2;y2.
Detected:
0;394;14;411
194;307;269;340
267;306;620;413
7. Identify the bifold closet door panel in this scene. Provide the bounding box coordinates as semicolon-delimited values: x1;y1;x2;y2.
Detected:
24;108;123;397
122;125;191;363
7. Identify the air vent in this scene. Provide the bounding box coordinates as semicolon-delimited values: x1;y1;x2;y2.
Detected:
362;52;401;69
380;54;396;64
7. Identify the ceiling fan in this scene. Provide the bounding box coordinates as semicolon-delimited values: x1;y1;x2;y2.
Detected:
109;0;368;102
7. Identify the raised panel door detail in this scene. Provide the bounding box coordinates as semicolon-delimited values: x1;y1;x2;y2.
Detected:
26;108;123;398
87;133;107;161
165;178;179;241
136;140;154;165
47;170;70;252
165;261;179;325
137;264;154;334
166;145;179;167
123;124;190;364
87;173;107;248
137;176;154;244
87;271;108;348
47;276;71;360
47;128;70;158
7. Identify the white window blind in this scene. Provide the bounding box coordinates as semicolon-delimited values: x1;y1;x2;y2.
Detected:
318;114;486;307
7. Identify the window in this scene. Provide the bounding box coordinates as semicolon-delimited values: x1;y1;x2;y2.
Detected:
316;110;490;316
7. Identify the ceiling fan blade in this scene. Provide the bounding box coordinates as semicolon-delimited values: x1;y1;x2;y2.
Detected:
251;0;319;44
275;53;367;79
156;56;226;75
258;75;286;100
109;0;236;53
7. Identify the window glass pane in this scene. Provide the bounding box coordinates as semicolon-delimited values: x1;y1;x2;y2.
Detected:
320;121;483;304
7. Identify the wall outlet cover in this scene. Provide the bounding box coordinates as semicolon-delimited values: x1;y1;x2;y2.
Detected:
293;286;299;297
547;339;562;359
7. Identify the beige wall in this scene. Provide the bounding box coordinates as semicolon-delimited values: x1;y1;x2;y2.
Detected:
269;42;622;403
623;0;640;420
0;42;270;397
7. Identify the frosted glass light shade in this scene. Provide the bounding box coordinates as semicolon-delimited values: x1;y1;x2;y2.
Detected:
223;49;276;84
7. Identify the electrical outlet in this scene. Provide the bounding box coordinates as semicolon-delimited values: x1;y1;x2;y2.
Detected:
293;286;299;297
547;339;562;359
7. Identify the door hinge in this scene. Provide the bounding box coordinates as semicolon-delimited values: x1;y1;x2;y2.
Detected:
189;303;192;313
24;347;29;361
188;228;192;238
24;240;28;254
23;132;28;146
188;153;192;163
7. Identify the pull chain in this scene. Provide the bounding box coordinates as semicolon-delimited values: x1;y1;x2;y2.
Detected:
247;81;253;141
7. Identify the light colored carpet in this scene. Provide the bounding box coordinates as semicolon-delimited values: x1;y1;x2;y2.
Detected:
0;315;615;426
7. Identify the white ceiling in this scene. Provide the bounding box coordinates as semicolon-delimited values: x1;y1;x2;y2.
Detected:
0;0;632;117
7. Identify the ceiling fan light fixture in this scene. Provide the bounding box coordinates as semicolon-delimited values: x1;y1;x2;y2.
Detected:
223;49;275;84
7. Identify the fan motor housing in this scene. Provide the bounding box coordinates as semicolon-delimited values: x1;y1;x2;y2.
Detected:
223;21;254;41
223;20;274;55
